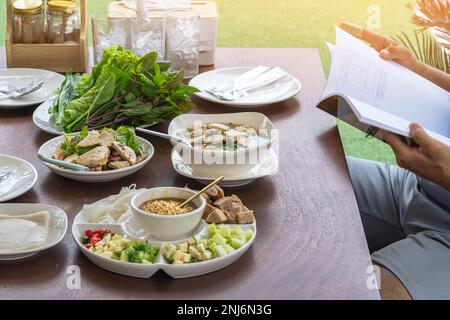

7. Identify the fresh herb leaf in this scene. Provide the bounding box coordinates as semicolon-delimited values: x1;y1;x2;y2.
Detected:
115;126;142;156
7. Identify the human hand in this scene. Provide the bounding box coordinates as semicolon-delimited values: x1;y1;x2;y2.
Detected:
382;123;450;191
339;22;419;72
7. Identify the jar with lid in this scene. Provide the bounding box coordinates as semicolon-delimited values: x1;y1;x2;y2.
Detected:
13;0;46;44
47;0;81;44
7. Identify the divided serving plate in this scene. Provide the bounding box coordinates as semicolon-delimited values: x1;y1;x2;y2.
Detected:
72;193;256;279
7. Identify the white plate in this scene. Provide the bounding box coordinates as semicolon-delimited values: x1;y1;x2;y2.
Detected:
172;148;279;187
0;203;68;260
72;193;256;279
0;155;38;203
33;100;160;136
38;136;155;183
189;67;301;107
0;68;65;109
33;100;64;135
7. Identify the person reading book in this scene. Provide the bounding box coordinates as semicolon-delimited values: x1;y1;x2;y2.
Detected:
339;22;450;300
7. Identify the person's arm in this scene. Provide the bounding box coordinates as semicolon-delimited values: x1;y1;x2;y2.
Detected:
383;123;450;192
339;22;450;91
413;62;450;92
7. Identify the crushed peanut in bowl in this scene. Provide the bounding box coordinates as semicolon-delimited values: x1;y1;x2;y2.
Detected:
141;198;194;216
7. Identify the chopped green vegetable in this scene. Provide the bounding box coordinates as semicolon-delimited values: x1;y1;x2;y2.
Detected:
163;224;254;265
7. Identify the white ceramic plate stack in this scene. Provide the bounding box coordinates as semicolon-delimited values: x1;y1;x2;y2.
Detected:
189;67;301;107
0;68;65;109
38;136;155;183
167;112;280;187
0;155;38;203
72;195;256;279
0;204;68;261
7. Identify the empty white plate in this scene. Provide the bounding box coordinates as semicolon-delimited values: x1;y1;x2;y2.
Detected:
0;203;68;260
0;68;65;109
189;67;301;107
172;148;279;187
0;155;38;203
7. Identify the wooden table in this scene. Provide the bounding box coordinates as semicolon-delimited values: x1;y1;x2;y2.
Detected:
0;48;379;300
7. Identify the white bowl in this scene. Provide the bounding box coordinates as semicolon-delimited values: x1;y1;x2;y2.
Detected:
38;136;154;183
130;187;206;241
168;112;278;177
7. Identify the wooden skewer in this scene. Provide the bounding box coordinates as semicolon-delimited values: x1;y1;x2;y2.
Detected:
179;176;225;208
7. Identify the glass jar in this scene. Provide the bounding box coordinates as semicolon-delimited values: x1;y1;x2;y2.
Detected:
47;0;80;44
166;10;200;79
13;0;46;44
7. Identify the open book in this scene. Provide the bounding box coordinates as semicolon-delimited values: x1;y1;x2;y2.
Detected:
317;27;450;146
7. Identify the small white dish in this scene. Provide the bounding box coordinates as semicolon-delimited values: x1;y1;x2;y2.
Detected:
168;112;278;177
38;136;154;183
72;190;256;279
189;67;301;107
0;68;65;109
131;187;206;241
0;155;38;203
172;148;279;187
0;203;68;261
33;100;63;135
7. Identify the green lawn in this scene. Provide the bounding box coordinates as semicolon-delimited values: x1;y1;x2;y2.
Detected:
1;0;417;164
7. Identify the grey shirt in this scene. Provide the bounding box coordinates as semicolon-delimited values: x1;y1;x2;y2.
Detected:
418;178;450;209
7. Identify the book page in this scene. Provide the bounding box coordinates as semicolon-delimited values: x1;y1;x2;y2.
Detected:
323;27;450;141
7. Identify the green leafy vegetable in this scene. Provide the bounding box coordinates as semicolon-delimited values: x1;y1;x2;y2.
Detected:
49;46;198;133
60;127;95;156
115;126;142;156
49;73;82;125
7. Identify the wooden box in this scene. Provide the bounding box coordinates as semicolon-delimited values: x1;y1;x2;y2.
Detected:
5;0;88;73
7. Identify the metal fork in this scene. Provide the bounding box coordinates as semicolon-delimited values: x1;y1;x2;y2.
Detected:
0;80;45;99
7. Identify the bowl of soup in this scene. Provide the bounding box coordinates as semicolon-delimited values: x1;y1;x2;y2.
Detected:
131;187;206;240
168;112;278;177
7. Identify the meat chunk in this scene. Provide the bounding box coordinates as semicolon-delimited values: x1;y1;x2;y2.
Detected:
236;211;255;224
205;209;228;224
77;130;101;148
75;146;110;168
224;211;237;223
208;123;230;131
64;154;78;163
99;129;117;147
213;195;243;213
205;185;225;200
202;203;216;219
111;141;137;165
108;161;131;170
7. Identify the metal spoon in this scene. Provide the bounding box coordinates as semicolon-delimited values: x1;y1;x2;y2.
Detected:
0;171;12;183
37;154;89;172
136;127;191;146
